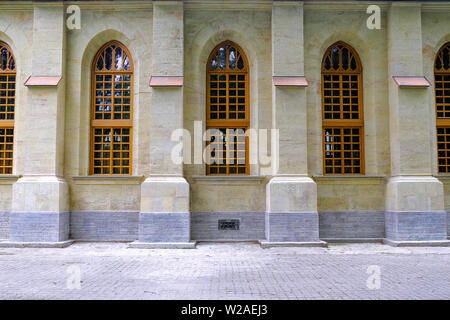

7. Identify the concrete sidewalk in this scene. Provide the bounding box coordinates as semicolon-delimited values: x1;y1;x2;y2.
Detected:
0;242;449;299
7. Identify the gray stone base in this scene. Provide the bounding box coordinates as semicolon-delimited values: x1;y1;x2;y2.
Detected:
447;211;450;239
138;212;190;243
0;240;74;248
319;211;385;239
323;238;383;243
191;211;265;240
385;211;448;242
0;211;9;240
129;241;196;249
383;238;450;247
265;212;320;242
260;240;327;248
70;211;138;241
9;211;70;242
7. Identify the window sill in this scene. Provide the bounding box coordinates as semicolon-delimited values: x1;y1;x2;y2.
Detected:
0;175;21;184
71;175;144;185
190;175;267;185
435;175;450;180
312;175;386;185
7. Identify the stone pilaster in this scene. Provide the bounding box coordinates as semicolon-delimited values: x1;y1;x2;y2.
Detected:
3;4;71;247
385;3;449;246
132;1;194;248
262;2;325;248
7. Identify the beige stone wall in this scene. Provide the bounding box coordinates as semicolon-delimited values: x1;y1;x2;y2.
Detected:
1;1;450;214
305;8;390;178
70;178;141;211
316;178;385;212
183;7;272;212
0;8;33;210
422;9;450;210
304;7;389;211
64;5;152;211
190;179;267;212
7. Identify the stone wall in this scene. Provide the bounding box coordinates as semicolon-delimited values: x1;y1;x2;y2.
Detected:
0;1;449;244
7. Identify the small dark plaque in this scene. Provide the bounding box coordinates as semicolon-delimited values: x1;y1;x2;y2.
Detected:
218;219;240;230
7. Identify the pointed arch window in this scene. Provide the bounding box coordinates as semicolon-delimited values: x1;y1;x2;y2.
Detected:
435;42;450;173
321;41;364;174
206;41;249;175
0;41;15;174
91;41;133;175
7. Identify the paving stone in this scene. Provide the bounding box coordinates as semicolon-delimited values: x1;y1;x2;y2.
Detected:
0;242;449;299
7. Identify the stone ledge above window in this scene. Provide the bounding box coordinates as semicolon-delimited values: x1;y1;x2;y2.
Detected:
191;175;267;185
273;76;308;87
24;76;62;87
71;175;144;185
149;76;183;87
392;76;430;88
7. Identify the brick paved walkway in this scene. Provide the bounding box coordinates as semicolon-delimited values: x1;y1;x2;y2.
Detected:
0;242;449;299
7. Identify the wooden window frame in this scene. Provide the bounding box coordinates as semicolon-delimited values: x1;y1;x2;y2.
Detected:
0;41;15;175
321;41;365;175
206;40;250;175
90;40;133;175
435;42;450;174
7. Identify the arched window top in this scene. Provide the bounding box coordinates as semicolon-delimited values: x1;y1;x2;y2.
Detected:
207;40;248;72
322;41;361;73
435;42;450;72
0;41;16;73
94;41;133;72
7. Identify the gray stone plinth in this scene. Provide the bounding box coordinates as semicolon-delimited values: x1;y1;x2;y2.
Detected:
9;211;70;243
259;240;327;248
138;212;190;243
383;238;450;247
265;212;321;242
129;241;196;249
385;211;448;242
319;211;385;240
191;211;265;241
0;240;73;248
447;211;450;240
0;211;9;240
324;238;383;243
70;211;138;241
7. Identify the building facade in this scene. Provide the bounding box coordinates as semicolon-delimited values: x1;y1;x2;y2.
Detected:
0;0;449;248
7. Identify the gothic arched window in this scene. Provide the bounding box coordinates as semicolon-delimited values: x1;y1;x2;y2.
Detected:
435;42;450;173
91;41;133;175
0;41;15;174
321;41;364;174
206;40;249;175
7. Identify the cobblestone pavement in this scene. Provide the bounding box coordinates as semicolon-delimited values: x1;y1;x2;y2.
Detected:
0;242;449;300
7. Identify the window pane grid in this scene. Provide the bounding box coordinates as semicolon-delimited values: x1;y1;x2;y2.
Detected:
206;41;249;175
323;74;360;120
94;73;132;121
437;127;450;173
435;74;450;119
92;127;131;175
0;128;14;174
206;128;247;175
322;42;364;175
0;74;15;121
324;127;362;174
0;42;15;175
91;41;132;175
